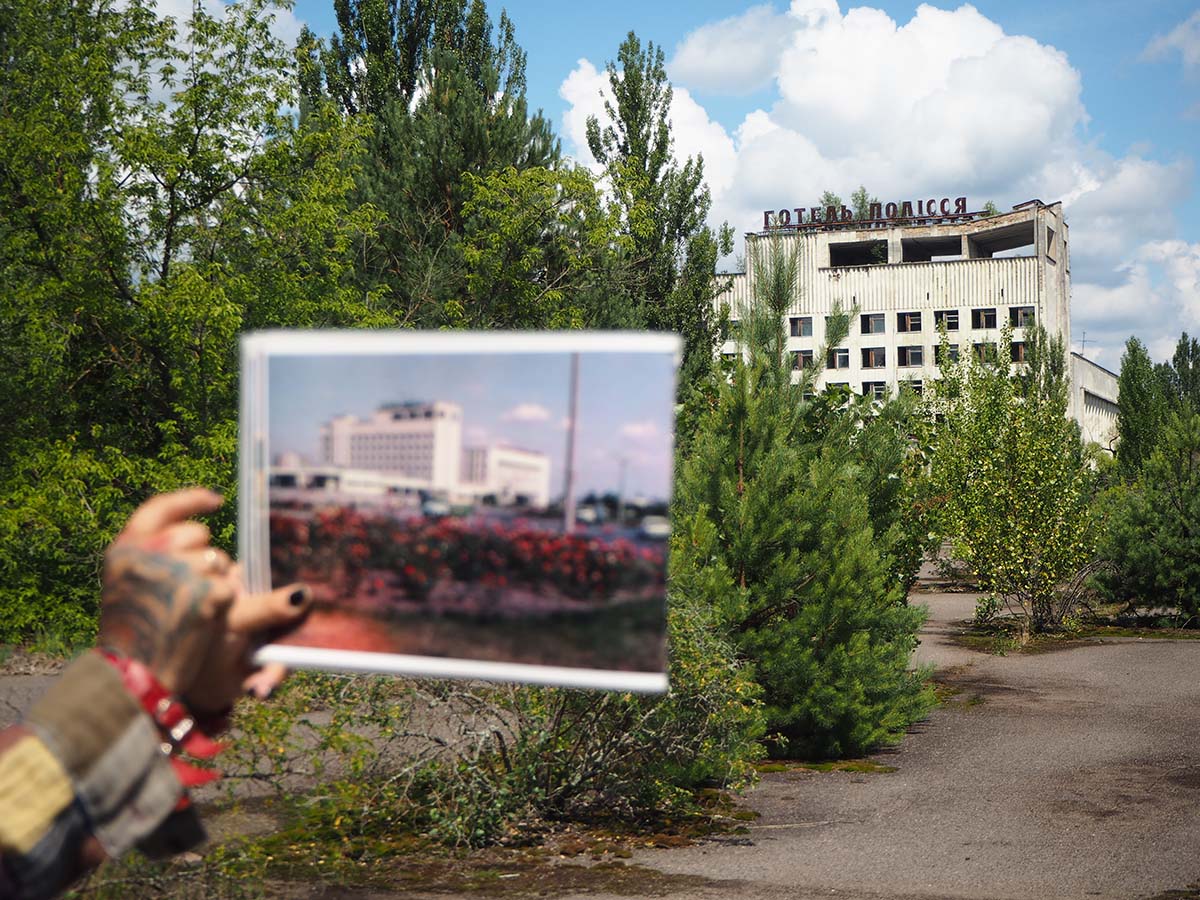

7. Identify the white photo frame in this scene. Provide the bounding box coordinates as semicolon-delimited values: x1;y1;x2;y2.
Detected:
241;330;680;693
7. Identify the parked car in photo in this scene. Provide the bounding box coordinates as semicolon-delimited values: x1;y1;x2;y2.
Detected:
638;515;671;541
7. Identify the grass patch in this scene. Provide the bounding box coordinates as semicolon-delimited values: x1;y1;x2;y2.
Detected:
80;787;746;899
950;614;1200;657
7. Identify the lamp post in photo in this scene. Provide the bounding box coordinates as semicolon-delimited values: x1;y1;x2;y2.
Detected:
562;352;580;534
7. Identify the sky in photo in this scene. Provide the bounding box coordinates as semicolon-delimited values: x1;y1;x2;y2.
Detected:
269;351;677;500
268;0;1200;371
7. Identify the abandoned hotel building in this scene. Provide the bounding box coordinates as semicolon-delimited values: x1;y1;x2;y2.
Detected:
717;199;1119;448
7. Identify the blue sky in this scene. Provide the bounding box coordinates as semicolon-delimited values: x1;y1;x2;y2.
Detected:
269;352;677;500
283;0;1199;369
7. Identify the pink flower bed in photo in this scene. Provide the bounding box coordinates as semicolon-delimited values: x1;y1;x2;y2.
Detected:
269;506;666;613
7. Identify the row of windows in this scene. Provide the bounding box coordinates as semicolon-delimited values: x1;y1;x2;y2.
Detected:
820;381;922;399
780;306;1035;338
796;342;1028;370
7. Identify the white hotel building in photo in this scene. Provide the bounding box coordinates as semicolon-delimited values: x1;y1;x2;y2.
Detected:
274;400;552;508
717;199;1120;448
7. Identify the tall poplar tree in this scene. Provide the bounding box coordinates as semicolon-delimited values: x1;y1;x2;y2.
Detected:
585;32;732;384
1116;337;1170;481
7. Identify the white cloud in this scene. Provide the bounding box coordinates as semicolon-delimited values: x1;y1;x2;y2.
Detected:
1073;239;1200;367
559;58;607;170
620;420;660;440
502;403;552;423
1144;10;1200;70
669;5;796;95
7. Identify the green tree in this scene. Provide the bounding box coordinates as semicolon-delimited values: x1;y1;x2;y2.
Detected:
1116;337;1171;481
1167;332;1200;410
675;233;932;758
1095;411;1200;617
928;326;1094;636
0;0;389;642
585;32;732;385
850;185;878;221
451;165;629;328
982;200;1000;216
816;190;843;222
301;0;560;326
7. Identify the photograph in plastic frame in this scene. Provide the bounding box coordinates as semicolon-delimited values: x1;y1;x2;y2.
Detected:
248;333;678;691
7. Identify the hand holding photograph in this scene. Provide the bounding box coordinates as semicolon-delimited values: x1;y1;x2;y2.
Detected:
240;331;680;692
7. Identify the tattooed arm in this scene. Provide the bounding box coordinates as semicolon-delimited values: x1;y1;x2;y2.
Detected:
0;489;310;900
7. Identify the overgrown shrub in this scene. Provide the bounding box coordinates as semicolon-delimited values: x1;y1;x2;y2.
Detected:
225;551;764;847
926;326;1094;636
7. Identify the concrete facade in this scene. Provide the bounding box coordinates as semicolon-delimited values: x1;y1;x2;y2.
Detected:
461;445;552;508
1069;352;1120;450
716;200;1118;443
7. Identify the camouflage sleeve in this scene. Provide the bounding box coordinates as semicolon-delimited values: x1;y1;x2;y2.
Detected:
0;653;203;900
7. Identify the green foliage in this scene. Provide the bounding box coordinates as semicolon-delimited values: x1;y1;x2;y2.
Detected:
1168;333;1200;408
224;560;763;848
814;190;843;221
1095;411;1200;617
927;325;1094;635
849;185;877;221
0;0;391;641
982;200;1001;216
675;233;932;758
303;0;560;326
585;32;732;388
1116;336;1171;481
457;165;630;329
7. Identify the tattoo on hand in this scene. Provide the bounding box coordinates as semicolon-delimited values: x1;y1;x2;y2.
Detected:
99;547;216;692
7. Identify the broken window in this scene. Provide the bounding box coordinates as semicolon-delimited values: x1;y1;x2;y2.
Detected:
901;235;962;262
934;309;959;331
934;344;960;364
1011;342;1027;363
829;240;888;267
827;348;850;369
897;311;922;332
902;380;923;396
966;219;1035;259
973;342;998;363
1009;306;1035;327
862;381;887;399
789;316;813;337
861;313;885;335
793;349;815;370
862;347;886;368
898;346;924;367
971;307;997;329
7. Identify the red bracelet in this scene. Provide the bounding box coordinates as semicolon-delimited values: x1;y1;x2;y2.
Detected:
96;650;225;802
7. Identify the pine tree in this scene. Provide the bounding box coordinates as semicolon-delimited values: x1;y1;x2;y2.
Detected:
303;0;560;325
674;233;932;758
